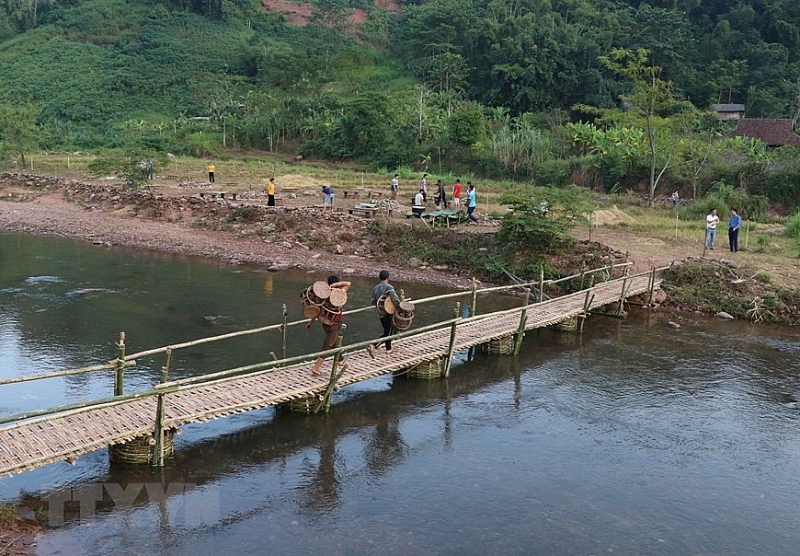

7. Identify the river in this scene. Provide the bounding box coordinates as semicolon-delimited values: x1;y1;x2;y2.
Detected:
1;233;800;555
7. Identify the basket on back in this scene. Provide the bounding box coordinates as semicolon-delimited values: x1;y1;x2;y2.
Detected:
319;287;348;325
376;294;397;317
392;301;415;331
300;280;331;319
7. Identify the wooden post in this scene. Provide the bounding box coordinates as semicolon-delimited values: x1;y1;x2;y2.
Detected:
471;278;478;316
579;262;586;291
675;210;679;240
114;332;126;396
152;348;172;467
617;276;629;315
513;288;531;355
281;304;288;361
744;221;750;250
539;265;545;303
443;303;461;378
647;266;657;307
579;290;595;333
318;324;347;413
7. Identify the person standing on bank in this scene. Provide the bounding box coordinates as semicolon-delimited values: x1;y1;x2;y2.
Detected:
466;183;478;223
390;174;399;200
207;161;215;183
435;179;447;209
420;173;428;202
367;270;402;356
705;208;720;250
452;178;463;210
306;275;351;375
728;208;741;253
267;177;276;207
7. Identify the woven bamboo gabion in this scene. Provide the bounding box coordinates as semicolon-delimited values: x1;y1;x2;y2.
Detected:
109;429;177;464
555;316;579;332
481;334;515;355
281;394;321;414
405;358;446;379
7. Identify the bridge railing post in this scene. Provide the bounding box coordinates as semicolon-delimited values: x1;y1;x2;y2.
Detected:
152;347;172;467
513;288;531;355
471;278;478;316
443;303;461;378
114;332;126;396
281;303;288;361
647;266;656;308
316;324;348;414
539;265;545;303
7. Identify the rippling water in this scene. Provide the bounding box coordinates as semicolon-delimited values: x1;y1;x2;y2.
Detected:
2;233;800;555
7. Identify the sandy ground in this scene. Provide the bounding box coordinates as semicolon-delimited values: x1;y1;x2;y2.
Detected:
0;178;482;289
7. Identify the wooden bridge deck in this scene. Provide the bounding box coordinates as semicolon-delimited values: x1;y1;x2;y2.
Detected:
0;272;660;477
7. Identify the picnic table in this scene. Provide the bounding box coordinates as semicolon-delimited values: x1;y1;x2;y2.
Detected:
348;202;381;217
420;209;462;227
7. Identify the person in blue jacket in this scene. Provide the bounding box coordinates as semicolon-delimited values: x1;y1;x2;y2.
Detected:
728;208;742;253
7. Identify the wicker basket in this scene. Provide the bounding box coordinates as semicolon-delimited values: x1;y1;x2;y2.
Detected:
405;357;445;379
555;316;579;332
109;429;177;464
481;334;515;355
280;394;322;414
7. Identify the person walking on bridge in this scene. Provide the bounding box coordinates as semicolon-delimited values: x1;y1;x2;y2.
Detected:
306;275;351;375
367;270;402;356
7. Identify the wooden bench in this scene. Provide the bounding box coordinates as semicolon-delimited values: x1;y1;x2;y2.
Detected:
348;207;378;217
200;191;226;200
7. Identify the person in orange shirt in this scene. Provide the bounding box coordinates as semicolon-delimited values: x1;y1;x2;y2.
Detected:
452;178;463;209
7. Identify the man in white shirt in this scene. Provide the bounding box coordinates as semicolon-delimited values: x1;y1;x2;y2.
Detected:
705;209;720;250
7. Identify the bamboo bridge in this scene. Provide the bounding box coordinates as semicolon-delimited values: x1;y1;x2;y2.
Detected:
0;264;666;477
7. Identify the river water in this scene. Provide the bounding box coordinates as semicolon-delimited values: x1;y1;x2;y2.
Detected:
1;233;800;555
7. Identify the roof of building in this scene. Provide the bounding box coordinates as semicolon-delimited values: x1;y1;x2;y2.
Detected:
713;104;746;112
729;118;800;146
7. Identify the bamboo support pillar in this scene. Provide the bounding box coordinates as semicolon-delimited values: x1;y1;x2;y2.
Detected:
281;304;288;361
624;253;630;276
647;266;657;308
513;288;531;355
114;332;126;396
579;290;595;333
617;277;630;317
317;324;347;413
579;262;586;291
152;347;172;467
538;265;545;303
443;303;461;378
471;278;478;316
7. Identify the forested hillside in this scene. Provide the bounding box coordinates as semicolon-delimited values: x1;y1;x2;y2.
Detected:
1;0;800;209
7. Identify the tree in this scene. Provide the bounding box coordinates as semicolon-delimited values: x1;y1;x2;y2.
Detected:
579;48;697;206
0;103;40;167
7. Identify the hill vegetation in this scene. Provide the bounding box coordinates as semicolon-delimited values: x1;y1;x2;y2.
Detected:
1;0;800;211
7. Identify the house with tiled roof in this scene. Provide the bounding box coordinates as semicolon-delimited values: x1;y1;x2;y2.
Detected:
728;118;800;147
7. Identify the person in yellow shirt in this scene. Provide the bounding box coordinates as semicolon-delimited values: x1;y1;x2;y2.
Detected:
267;177;276;206
207;162;215;183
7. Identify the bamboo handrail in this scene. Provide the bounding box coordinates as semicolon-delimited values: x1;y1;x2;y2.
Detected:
0;263;662;389
0;266;668;430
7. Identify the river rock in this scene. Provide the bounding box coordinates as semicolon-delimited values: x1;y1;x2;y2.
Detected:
335;244;344;254
715;311;735;320
267;263;291;271
408;257;422;267
667;321;681;329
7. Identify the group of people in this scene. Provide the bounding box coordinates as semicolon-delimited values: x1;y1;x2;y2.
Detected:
705;208;741;252
407;174;478;223
305;270;403;375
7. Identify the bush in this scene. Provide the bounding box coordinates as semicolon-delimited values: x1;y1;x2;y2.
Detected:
785;212;800;238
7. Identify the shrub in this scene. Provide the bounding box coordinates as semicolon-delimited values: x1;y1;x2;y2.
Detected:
785;212;800;238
